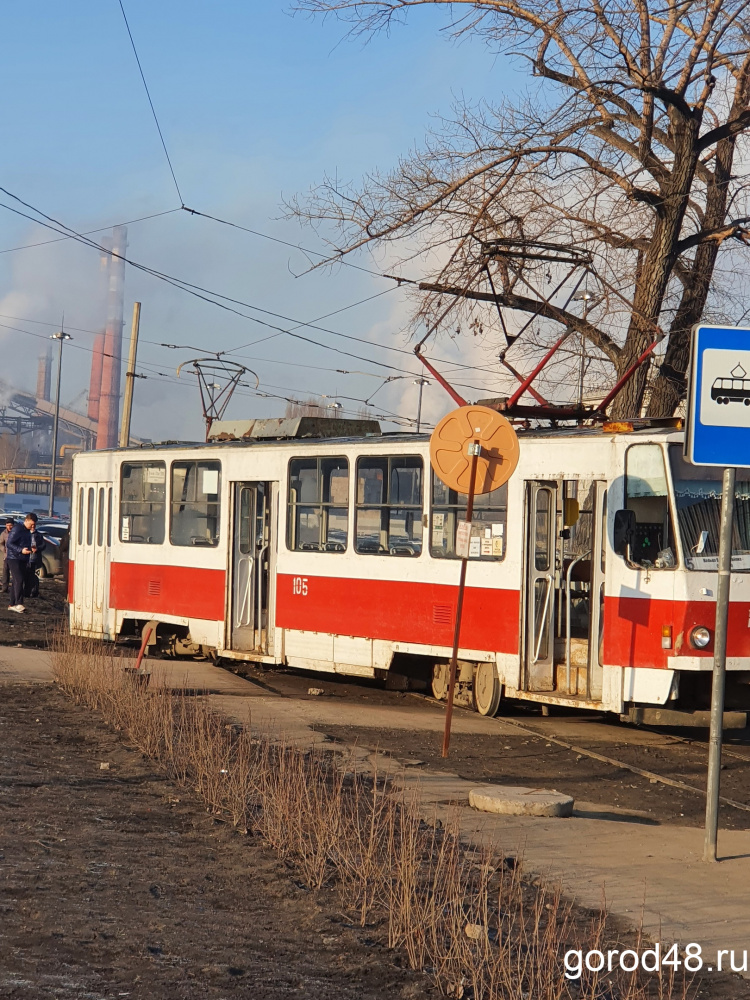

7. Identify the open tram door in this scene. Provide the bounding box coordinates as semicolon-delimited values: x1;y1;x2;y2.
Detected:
522;479;606;702
229;482;277;654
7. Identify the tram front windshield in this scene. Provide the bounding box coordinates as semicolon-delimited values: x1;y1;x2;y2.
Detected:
668;446;750;570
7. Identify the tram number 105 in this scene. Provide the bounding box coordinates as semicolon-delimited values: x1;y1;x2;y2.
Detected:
292;577;309;596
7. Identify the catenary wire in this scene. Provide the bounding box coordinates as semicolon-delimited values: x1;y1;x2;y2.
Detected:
0;187;508;382
117;0;184;205
0;207;182;255
0;320;424;428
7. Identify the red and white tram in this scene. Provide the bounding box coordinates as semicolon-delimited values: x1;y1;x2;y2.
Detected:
69;416;750;724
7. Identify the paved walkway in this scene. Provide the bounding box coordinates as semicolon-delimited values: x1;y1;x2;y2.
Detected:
4;647;749;967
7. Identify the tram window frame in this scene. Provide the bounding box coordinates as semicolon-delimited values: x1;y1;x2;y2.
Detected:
430;472;508;560
355;455;423;557
169;460;221;547
119;461;166;545
287;456;349;553
622;444;677;570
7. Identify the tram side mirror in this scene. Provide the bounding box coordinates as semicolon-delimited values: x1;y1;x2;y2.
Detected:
613;509;636;557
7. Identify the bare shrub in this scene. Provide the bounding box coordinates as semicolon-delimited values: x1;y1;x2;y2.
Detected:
49;632;690;1000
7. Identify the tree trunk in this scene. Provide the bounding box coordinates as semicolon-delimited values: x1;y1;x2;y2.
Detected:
611;111;701;419
647;87;748;417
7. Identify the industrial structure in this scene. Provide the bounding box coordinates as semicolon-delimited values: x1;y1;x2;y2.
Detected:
0;226;134;512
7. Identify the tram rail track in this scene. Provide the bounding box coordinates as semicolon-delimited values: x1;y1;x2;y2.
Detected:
413;693;750;814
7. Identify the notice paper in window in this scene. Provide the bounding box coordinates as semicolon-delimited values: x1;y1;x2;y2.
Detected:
121;517;130;541
456;520;471;558
145;466;165;484
202;469;219;495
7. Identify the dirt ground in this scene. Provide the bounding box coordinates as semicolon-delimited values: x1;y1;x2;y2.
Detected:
5;587;750;831
0;578;68;647
0;684;433;1000
319;707;750;831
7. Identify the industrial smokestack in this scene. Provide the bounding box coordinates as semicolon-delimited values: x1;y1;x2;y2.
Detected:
88;237;112;425
87;332;105;422
36;351;51;403
96;226;127;450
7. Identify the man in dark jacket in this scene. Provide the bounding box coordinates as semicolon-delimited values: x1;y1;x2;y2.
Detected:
6;514;35;612
24;520;46;599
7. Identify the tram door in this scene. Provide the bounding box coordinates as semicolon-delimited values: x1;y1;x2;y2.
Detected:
73;482;112;634
230;482;275;653
524;482;558;691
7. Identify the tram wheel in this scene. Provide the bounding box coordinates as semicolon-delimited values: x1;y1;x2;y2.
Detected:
473;661;502;717
431;662;450;701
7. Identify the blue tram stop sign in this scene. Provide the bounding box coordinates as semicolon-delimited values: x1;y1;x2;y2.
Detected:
686;324;750;467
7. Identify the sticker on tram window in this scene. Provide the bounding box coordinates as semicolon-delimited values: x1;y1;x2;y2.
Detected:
121;516;130;541
144;466;166;484
481;538;492;556
292;576;308;596
469;536;481;559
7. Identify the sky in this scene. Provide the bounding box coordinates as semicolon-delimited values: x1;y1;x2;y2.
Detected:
0;1;520;440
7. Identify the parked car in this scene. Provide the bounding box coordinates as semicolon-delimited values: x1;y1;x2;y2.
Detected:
37;526;69;578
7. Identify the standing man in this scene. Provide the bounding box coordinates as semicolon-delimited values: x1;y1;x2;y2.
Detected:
25;520;46;599
0;517;15;593
6;513;35;612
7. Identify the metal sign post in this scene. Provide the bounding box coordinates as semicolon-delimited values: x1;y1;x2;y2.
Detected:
704;467;735;862
442;440;480;758
429;405;520;758
686;324;750;862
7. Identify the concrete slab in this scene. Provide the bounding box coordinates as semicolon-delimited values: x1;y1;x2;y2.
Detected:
469;785;574;817
0;647;53;684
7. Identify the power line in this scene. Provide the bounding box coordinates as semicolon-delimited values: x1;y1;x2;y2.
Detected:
0;187;509;392
0;319;424;429
117;0;184;205
180;205;414;284
0;207;181;255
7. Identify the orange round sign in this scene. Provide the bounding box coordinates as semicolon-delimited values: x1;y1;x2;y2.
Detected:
429;405;519;494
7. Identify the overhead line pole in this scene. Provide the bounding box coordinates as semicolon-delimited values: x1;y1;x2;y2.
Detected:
119;302;141;449
48;329;72;517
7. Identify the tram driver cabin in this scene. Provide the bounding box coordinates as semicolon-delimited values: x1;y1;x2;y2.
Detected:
69;416;750;726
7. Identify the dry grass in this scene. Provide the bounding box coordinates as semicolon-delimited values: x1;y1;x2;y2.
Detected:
51;633;690;1000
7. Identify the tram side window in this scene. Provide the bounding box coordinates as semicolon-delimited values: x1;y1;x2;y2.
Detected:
431;474;507;560
355;456;423;556
287;457;349;552
623;445;676;569
119;461;166;544
170;461;221;547
77;487;84;546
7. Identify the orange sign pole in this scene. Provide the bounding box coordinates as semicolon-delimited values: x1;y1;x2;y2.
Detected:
430;404;520;759
441;439;480;758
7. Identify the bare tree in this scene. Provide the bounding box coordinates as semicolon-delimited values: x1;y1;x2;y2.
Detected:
290;0;750;417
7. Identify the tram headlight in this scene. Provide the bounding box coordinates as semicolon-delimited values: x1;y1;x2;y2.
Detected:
689;626;711;649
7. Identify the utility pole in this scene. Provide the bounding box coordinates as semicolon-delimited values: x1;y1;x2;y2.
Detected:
48;330;72;517
119;302;141;449
573;290;595;409
414;378;429;432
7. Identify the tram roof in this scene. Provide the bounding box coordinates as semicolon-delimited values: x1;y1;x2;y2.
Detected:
86;418;685;457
